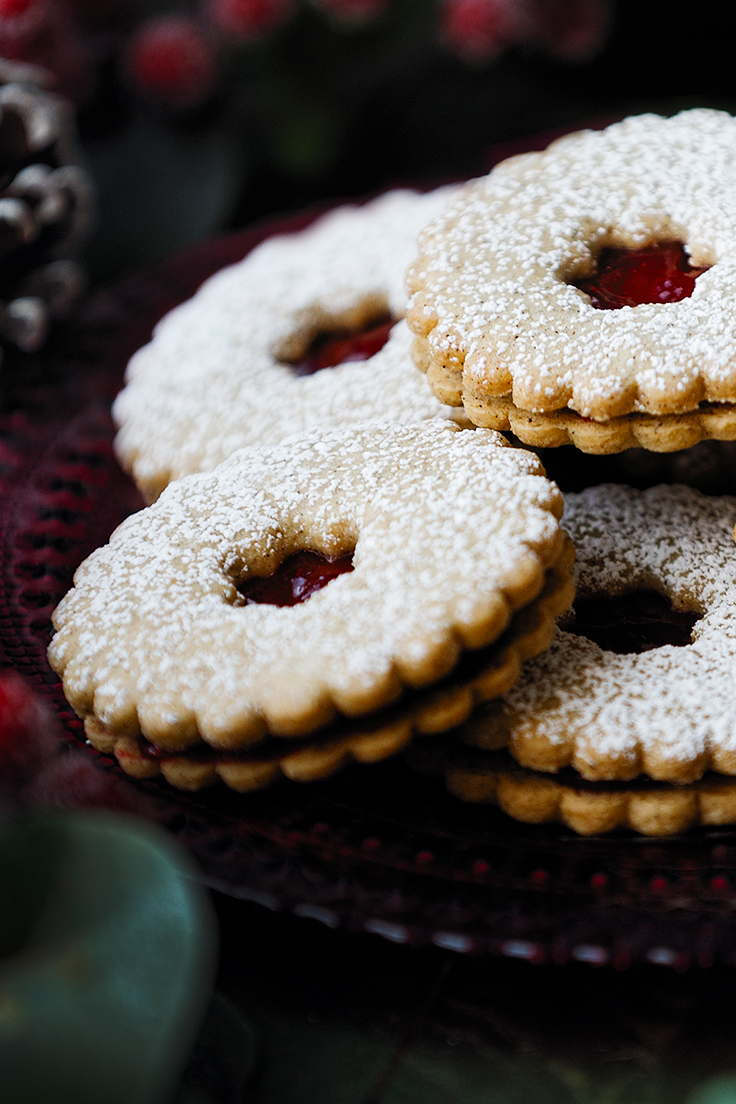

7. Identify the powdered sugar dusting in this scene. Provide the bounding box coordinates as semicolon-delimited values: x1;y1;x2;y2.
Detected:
472;484;736;782
407;110;736;420
48;422;564;750
113;187;462;503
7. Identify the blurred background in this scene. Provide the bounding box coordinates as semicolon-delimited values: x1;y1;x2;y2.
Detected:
2;0;734;286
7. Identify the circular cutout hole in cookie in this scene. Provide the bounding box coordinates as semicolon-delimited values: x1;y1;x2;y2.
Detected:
235;550;355;607
287;313;395;376
566;589;700;654
572;242;710;309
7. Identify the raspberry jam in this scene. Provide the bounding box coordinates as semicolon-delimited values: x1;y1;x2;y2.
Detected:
573;241;709;309
290;316;394;376
567;590;699;654
237;550;354;607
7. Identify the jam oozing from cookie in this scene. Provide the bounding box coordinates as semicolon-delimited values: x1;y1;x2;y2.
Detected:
573;242;709;309
567;590;699;654
290;315;394;376
237;550;354;606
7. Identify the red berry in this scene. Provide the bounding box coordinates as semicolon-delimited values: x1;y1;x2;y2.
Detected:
0;0;50;56
126;15;217;108
31;751;143;814
312;0;389;24
0;0;37;16
207;0;293;39
440;0;524;62
528;0;610;61
0;0;96;102
0;670;59;798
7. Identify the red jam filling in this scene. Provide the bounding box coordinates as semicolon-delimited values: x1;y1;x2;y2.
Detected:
567;590;699;654
290;316;394;376
237;549;354;607
573;241;709;309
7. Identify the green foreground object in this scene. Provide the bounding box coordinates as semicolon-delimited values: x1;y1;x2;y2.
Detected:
688;1076;736;1104
0;810;217;1104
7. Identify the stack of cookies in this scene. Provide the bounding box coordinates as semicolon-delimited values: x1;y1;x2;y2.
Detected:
47;108;736;837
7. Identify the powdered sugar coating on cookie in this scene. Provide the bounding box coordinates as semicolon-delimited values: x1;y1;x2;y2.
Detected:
48;421;565;752
463;484;736;783
407;109;736;421
114;187;461;503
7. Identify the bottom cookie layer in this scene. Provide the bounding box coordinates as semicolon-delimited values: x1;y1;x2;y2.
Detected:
406;740;736;837
462;393;736;455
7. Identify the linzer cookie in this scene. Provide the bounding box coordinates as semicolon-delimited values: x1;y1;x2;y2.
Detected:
114;187;462;504
48;422;572;791
80;548;573;792
406;109;736;453
406;741;736;837
462;484;736;784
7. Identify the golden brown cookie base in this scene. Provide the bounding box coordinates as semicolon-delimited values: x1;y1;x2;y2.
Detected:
459;697;736;786
411;337;736;454
84;546;574;792
464;394;736;455
407;741;736;837
85;715;418;793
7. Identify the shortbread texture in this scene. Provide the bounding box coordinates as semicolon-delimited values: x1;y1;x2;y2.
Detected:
407;741;736;837
48;422;565;752
407;109;736;422
463;484;736;783
114;187;460;503
458;393;736;456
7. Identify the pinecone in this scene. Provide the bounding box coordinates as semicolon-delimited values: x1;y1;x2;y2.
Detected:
0;56;94;362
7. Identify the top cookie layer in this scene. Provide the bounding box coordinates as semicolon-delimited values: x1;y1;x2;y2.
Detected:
48;421;564;751
406;109;736;421
114;188;458;503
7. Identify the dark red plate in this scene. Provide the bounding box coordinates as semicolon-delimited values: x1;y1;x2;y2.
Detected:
5;196;736;971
